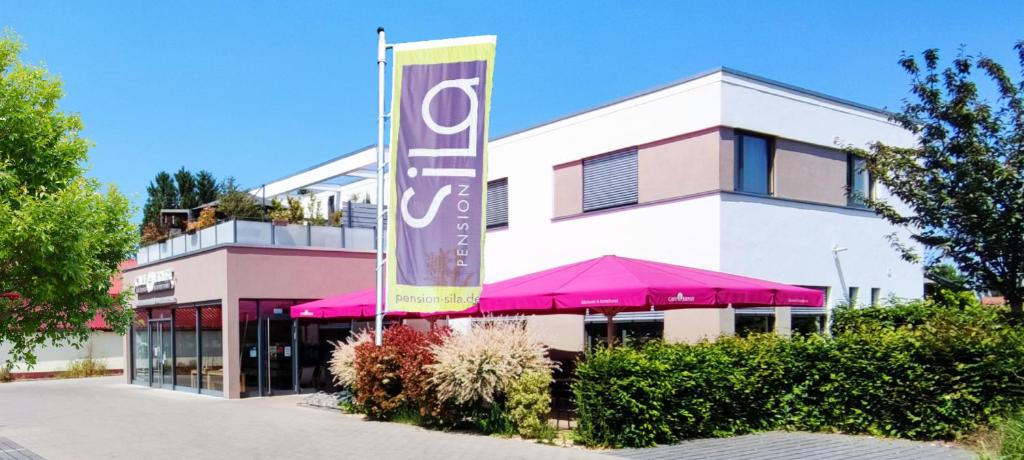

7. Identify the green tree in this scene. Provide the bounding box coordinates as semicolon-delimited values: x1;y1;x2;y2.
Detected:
195;170;218;205
142;171;177;227
174;167;198;210
848;42;1024;317
217;177;264;220
0;32;137;367
286;196;305;223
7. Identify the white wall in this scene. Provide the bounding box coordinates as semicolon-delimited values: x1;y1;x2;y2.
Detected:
718;193;923;307
720;73;917;149
489;72;722;168
484;195;723;282
482;72;726;281
0;331;124;374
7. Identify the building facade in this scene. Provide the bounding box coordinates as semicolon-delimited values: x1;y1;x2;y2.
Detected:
123;223;376;399
478;68;921;349
124;68;922;397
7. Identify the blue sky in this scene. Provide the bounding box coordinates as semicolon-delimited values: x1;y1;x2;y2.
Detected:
2;1;1022;222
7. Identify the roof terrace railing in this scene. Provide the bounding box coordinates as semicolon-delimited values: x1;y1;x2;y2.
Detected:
135;219;377;265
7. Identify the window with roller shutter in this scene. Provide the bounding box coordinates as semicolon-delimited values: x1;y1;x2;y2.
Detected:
583;148;638;212
486;178;508;228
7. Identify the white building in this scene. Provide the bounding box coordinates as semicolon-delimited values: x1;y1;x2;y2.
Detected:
251;67;922;351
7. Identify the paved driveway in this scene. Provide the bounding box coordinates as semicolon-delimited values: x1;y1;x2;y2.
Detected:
0;377;976;460
0;377;601;460
613;432;974;460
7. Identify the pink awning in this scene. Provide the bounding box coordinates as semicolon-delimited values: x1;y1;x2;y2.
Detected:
480;255;824;314
290;288;477;320
292;255;823;320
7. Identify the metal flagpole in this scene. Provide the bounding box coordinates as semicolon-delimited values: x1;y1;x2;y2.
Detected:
374;27;387;346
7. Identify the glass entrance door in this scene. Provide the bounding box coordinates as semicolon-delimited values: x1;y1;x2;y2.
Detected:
238;300;301;397
150;320;173;387
265;318;295;395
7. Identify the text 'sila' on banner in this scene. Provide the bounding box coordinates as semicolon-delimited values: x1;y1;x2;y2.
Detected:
386;36;496;313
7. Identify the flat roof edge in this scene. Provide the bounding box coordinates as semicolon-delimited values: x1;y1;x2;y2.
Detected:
253;143;376;192
492;67;894;143
719;67;894;117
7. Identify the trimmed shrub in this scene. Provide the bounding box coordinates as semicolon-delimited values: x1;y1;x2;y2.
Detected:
573;344;674;447
352;325;450;423
573;298;1024;447
506;369;554;439
0;366;11;382
830;295;1002;334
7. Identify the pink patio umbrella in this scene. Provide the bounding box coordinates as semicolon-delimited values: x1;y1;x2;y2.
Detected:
479;255;824;345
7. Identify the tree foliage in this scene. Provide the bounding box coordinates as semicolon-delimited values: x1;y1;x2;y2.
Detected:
195;170;219;205
0;32;137;367
142;171;177;228
216;177;264;221
174;167;198;210
848;42;1024;316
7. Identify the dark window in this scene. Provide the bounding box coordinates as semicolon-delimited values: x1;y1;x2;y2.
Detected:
735;309;775;337
870;288;881;306
327;195;336;216
486;178;509;228
583;148;638;212
847;154;873;207
585;320;662;349
848;286;860;306
791;286;828;336
735;132;772;195
791;313;825;335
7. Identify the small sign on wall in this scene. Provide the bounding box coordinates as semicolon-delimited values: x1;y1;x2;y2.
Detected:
134;269;174;294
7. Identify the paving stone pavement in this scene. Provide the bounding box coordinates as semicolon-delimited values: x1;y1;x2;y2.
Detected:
0;377;978;460
609;431;975;460
0;377;603;460
0;437;45;460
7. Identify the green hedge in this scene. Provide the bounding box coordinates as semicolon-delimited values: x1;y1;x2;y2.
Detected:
573;300;1024;448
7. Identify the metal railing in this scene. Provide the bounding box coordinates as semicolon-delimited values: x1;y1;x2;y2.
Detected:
136;219;377;265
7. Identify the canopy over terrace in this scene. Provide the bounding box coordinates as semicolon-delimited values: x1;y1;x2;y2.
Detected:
479;255;824;344
292;255;823;344
290;288;477;320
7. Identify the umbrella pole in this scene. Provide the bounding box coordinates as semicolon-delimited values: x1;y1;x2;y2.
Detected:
605;311;616;347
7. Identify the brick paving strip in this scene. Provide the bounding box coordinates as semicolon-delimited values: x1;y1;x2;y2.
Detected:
0;437;45;460
608;431;975;460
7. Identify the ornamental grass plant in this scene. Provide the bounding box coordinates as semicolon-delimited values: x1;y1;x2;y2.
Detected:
62;358;107;378
428;320;555;409
330;320;558;438
328;329;372;390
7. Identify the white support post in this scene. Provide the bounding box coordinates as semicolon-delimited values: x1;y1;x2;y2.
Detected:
374;27;387;346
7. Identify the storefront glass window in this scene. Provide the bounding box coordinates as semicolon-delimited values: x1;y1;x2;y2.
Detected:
584;321;662;349
174;308;197;389
735;313;775;337
132;309;149;383
200;306;223;392
792;314;825;335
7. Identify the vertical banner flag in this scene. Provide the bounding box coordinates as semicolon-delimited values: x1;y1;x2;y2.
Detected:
386;36;496;312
